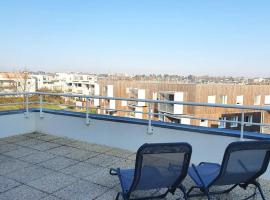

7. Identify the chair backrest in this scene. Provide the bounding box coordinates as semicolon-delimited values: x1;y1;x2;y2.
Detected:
212;141;270;186
127;142;192;199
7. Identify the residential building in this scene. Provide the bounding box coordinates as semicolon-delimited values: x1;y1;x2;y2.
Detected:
97;80;270;133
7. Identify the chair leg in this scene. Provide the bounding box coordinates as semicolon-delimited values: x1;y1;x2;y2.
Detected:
115;192;121;200
178;184;188;200
187;186;197;197
187;186;211;199
253;181;266;200
220;184;237;194
204;189;211;200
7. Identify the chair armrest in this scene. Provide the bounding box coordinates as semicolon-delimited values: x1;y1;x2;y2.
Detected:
109;168;118;175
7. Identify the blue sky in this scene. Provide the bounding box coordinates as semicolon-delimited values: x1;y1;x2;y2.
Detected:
0;0;269;76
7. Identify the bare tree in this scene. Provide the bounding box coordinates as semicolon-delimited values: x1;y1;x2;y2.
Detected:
13;69;29;93
12;69;30;109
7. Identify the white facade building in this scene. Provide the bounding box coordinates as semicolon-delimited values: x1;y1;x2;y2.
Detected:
0;73;36;92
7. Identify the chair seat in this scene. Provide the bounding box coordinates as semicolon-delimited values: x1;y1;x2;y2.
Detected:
118;167;164;192
188;163;221;187
118;169;135;192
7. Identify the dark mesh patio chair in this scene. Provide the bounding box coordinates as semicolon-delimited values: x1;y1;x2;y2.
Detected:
187;141;270;200
110;142;192;200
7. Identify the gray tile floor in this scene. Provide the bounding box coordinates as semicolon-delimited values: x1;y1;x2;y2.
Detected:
0;132;269;200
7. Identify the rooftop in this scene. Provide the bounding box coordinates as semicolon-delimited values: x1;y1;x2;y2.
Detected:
0;132;269;200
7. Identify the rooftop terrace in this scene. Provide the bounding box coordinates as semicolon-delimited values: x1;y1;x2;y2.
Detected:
0;92;270;199
0;132;269;200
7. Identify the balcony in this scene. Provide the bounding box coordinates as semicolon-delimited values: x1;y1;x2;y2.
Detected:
0;92;270;199
157;91;184;115
127;88;146;108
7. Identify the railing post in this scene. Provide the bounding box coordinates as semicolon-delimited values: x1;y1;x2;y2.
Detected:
240;112;244;140
39;95;43;118
147;103;154;135
86;98;90;125
24;93;29;118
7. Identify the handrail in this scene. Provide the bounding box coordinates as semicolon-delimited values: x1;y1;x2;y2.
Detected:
0;92;270;137
1;92;270;111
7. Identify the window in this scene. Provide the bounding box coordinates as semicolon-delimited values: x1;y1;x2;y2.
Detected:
230;116;238;127
152;92;157;100
172;119;180;124
200;119;208;127
254;95;261;105
220;95;227;104
181;118;191;125
121;100;127;106
236;95;243;105
208;95;216;103
244;115;253;126
169;94;174;101
218;117;226;128
265;95;270;105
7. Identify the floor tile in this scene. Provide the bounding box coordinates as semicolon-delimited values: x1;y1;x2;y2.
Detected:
27;172;78;193
0;143;21;153
95;188;119;200
64;149;99;161
0;158;29;175
38;156;79;171
85;154;123;167
0;185;47;200
84;167;118;188
105;148;134;159
3;147;39;158
53;180;108;200
40;195;62;200
0;154;12;161
1;135;29;143
31;142;61;151
60;162;100;178
15;139;45;147
110;158;135;169
0;176;21;193
5;165;54;184
19;151;57;164
46;146;77;156
74;142;112;153
51;138;76;145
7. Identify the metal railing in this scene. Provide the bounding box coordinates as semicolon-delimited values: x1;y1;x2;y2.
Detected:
0;92;270;139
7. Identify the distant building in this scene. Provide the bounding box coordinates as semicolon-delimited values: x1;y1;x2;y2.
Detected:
0;72;36;92
98;79;270;133
1;71;270;134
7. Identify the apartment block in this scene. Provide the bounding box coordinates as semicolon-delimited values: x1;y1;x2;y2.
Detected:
0;72;36;92
98;80;270;133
